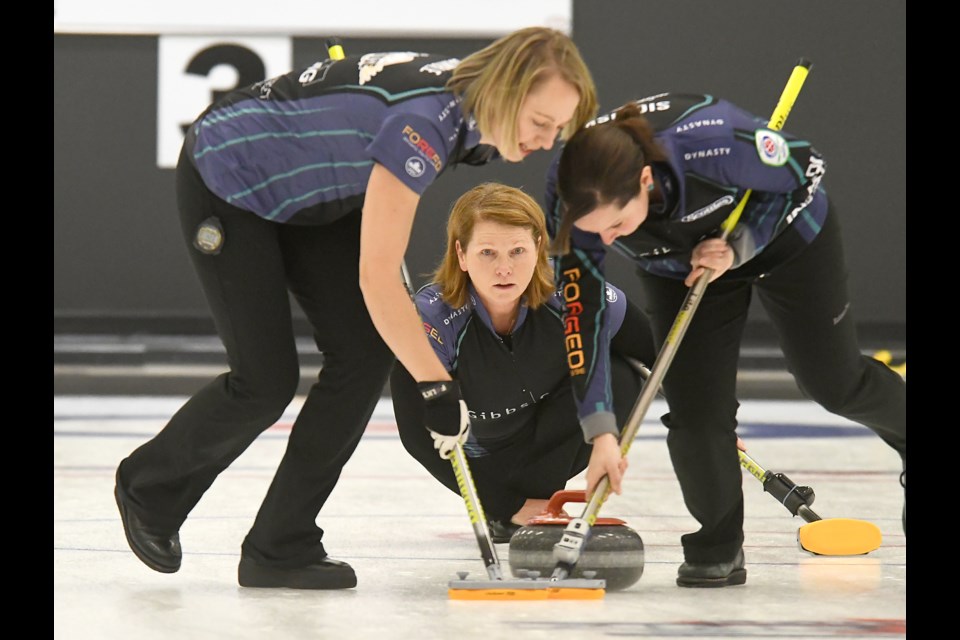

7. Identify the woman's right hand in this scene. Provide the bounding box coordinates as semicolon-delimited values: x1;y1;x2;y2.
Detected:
418;380;471;459
585;432;628;498
685;238;735;287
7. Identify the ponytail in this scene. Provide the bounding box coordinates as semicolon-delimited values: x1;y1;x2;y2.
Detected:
551;104;666;254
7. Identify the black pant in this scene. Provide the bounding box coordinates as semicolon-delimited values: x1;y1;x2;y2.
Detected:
637;208;906;564
390;354;644;522
116;150;395;566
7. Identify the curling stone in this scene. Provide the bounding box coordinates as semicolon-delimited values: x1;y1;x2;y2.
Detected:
508;490;644;591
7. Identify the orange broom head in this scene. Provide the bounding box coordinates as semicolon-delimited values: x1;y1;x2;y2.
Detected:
448;586;605;601
448;576;606;601
797;518;882;556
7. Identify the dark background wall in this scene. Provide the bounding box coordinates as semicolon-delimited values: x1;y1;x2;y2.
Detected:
54;1;906;339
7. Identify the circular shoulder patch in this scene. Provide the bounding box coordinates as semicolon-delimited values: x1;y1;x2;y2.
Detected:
755;130;790;167
405;157;426;178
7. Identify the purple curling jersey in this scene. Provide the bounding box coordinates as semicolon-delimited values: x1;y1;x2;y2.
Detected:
544;93;829;426
186;52;495;225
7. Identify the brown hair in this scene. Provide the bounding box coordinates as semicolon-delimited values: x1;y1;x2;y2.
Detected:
447;27;598;157
433;183;555;309
552;104;668;254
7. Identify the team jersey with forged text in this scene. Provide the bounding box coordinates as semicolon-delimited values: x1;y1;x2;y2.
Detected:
544;93;828;425
185;52;495;224
416;282;627;446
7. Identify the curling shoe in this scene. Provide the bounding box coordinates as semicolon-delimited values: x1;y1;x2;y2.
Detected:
488;519;522;544
677;548;746;588
238;555;357;589
114;470;181;573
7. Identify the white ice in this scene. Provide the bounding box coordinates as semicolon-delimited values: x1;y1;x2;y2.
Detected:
54;396;906;639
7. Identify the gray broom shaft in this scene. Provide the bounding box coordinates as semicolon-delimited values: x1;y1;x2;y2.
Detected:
574;296;707;528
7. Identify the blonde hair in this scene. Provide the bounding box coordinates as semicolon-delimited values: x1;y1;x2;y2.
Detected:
433;183;555;309
447;27;598;157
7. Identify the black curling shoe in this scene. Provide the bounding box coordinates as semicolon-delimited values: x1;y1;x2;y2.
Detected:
114;471;182;574
488;519;522;544
238;555;357;589
677;549;747;588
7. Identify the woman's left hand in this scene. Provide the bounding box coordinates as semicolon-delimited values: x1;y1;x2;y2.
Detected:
685;238;735;287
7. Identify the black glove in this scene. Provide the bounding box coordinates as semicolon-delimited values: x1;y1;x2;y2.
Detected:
418;380;471;459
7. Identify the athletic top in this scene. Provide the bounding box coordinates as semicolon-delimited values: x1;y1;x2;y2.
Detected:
184;52;497;225
544;93;828;434
416;282;628;448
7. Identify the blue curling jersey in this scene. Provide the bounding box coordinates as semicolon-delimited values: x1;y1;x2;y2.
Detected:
416;282;628;445
185;52;496;225
544;93;828;426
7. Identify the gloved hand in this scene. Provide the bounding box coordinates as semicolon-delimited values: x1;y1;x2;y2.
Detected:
417;380;470;459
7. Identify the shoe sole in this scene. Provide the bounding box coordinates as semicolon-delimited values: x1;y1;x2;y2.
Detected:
676;568;747;588
114;485;180;574
238;559;357;590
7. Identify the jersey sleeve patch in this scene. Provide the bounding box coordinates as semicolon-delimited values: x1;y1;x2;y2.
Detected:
367;114;447;195
755;129;790;167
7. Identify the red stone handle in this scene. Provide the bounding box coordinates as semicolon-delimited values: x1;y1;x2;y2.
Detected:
526;490;626;526
543;490;589;517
